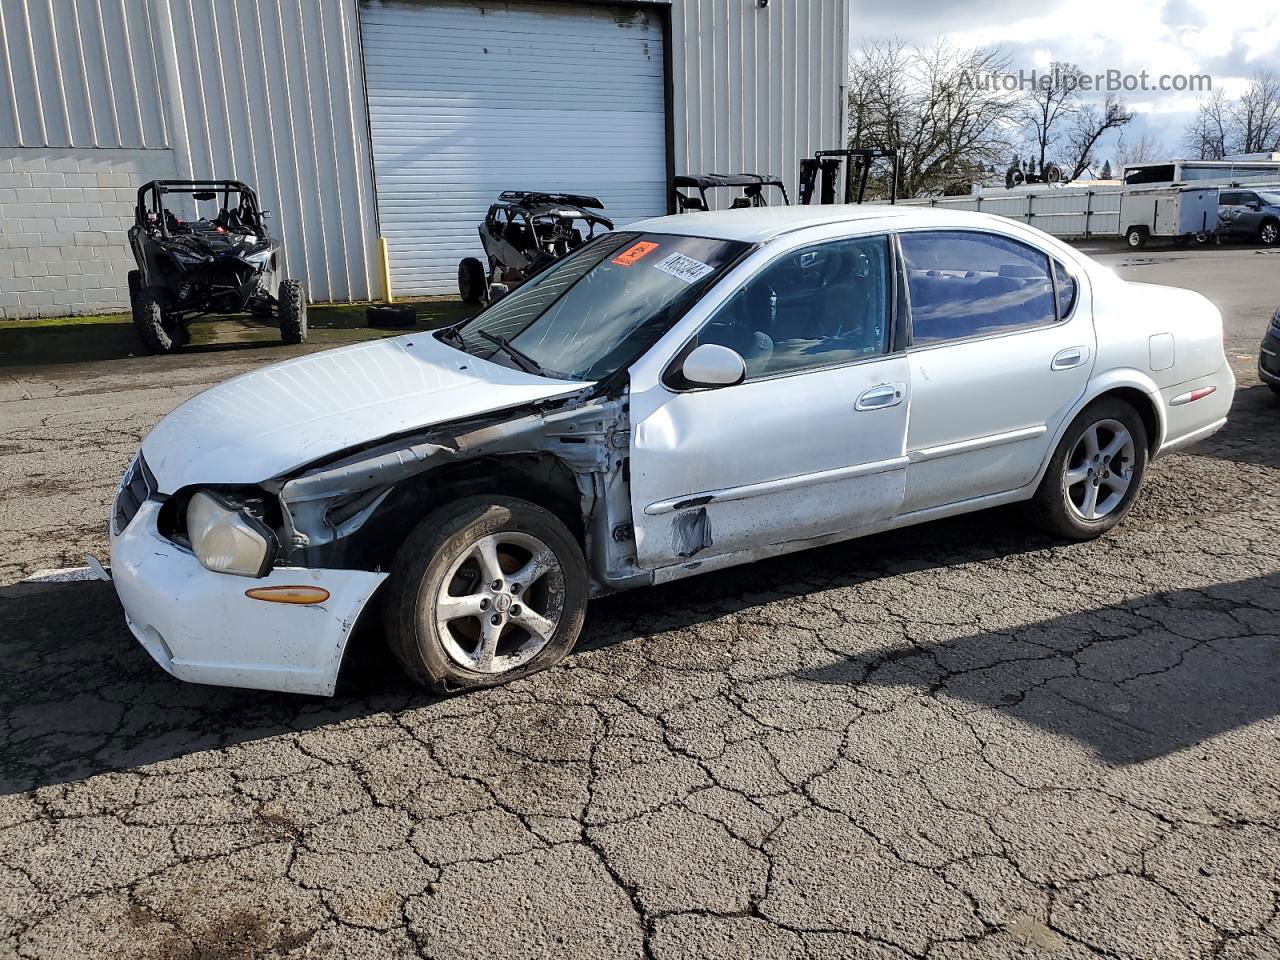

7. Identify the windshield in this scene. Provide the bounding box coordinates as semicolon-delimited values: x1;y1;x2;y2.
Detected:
448;231;751;381
1258;192;1280;206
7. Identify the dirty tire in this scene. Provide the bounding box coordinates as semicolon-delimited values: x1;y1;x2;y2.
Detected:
384;496;588;693
1030;397;1148;541
367;303;416;328
132;287;178;354
278;278;307;344
458;257;486;304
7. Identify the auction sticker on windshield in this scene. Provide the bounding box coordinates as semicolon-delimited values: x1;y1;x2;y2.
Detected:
654;252;715;284
612;241;659;266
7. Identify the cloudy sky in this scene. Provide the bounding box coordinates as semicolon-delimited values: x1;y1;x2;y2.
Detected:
848;0;1280;164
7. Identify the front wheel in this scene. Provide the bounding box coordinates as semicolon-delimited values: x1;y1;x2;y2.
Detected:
384;496;588;692
1125;226;1149;250
132;287;180;354
1259;219;1279;247
1030;398;1149;541
278;279;307;344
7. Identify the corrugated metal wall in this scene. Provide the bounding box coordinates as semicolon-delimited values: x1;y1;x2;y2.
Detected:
0;0;379;302
669;0;848;204
152;0;378;300
0;0;168;148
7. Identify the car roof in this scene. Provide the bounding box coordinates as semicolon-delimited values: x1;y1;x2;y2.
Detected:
628;204;1024;243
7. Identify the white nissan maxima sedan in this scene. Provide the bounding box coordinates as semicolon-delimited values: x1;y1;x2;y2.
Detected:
108;206;1235;696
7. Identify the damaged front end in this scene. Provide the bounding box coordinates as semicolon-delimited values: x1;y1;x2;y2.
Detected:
259;393;649;597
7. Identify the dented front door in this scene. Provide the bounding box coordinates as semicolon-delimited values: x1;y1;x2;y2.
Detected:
627;354;911;570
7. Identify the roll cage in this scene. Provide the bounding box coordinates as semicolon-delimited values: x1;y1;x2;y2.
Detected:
134;180;267;239
671;174;790;212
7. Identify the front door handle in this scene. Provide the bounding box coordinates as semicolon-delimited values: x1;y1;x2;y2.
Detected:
1051;346;1090;371
855;383;904;411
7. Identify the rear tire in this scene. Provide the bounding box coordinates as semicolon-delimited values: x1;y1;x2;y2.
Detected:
1125;226;1149;250
278;278;307;344
383;496;588;693
132;287;179;354
1030;398;1149;541
458;257;486;305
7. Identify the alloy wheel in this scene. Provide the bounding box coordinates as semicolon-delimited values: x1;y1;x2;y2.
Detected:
431;532;564;674
1262;222;1278;246
1063;418;1136;521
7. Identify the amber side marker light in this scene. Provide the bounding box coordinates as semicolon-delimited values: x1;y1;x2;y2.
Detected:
245;585;331;604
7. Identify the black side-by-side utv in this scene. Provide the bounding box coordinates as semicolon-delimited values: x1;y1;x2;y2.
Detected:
457;191;614;304
127;180;305;353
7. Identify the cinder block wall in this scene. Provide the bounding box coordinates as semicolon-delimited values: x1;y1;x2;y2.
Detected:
0;148;177;319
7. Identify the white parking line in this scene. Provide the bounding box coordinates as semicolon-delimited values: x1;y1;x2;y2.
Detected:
21;566;98;583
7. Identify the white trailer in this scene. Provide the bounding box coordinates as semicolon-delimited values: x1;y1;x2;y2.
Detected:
1117;185;1219;249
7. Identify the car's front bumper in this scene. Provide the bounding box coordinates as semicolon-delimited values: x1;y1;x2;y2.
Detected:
110;500;387;696
1259;328;1280;386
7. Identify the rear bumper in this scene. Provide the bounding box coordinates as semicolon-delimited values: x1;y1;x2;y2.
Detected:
1154;364;1236;457
110;500;386;696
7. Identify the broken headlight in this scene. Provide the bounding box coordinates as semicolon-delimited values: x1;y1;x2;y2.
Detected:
186;490;277;577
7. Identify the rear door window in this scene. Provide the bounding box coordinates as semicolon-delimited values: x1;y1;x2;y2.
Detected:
899;230;1057;345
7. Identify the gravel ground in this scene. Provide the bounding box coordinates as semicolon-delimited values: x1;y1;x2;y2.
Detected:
1;244;1278;959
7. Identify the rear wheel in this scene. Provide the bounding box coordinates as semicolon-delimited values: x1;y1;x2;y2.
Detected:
384;496;588;692
458;257;486;304
1125;226;1149;250
278;278;307;344
1030;398;1148;540
132;287;180;354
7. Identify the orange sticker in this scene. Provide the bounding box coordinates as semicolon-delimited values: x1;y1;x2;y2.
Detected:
612;241;659;266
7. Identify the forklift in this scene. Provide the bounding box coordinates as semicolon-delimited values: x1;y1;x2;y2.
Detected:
798;148;900;205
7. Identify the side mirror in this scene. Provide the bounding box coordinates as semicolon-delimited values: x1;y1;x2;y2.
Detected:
681;343;746;388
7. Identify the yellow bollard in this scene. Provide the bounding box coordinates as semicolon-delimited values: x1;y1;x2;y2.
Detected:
379;237;394;303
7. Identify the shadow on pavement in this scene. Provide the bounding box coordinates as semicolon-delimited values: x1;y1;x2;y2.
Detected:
798;571;1280;766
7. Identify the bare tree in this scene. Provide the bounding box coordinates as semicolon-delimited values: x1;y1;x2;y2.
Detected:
846;39;1019;197
1232;70;1280;154
1181;77;1280;159
1114;132;1165;167
1019;62;1084;170
1061;96;1133;181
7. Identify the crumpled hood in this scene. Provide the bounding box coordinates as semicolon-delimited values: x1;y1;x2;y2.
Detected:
142;334;586;492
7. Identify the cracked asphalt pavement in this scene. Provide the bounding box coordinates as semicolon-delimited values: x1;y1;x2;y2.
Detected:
2;245;1279;959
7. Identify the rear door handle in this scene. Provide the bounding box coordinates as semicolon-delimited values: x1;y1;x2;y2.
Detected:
855;383;904;411
1051;346;1090;371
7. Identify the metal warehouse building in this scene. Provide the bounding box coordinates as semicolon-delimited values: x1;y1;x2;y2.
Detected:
0;0;849;318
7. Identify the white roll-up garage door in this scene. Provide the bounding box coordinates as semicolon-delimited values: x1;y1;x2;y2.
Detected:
360;0;668;296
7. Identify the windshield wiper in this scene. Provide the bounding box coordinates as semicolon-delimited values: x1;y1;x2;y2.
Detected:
478;331;546;376
437;324;466;348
